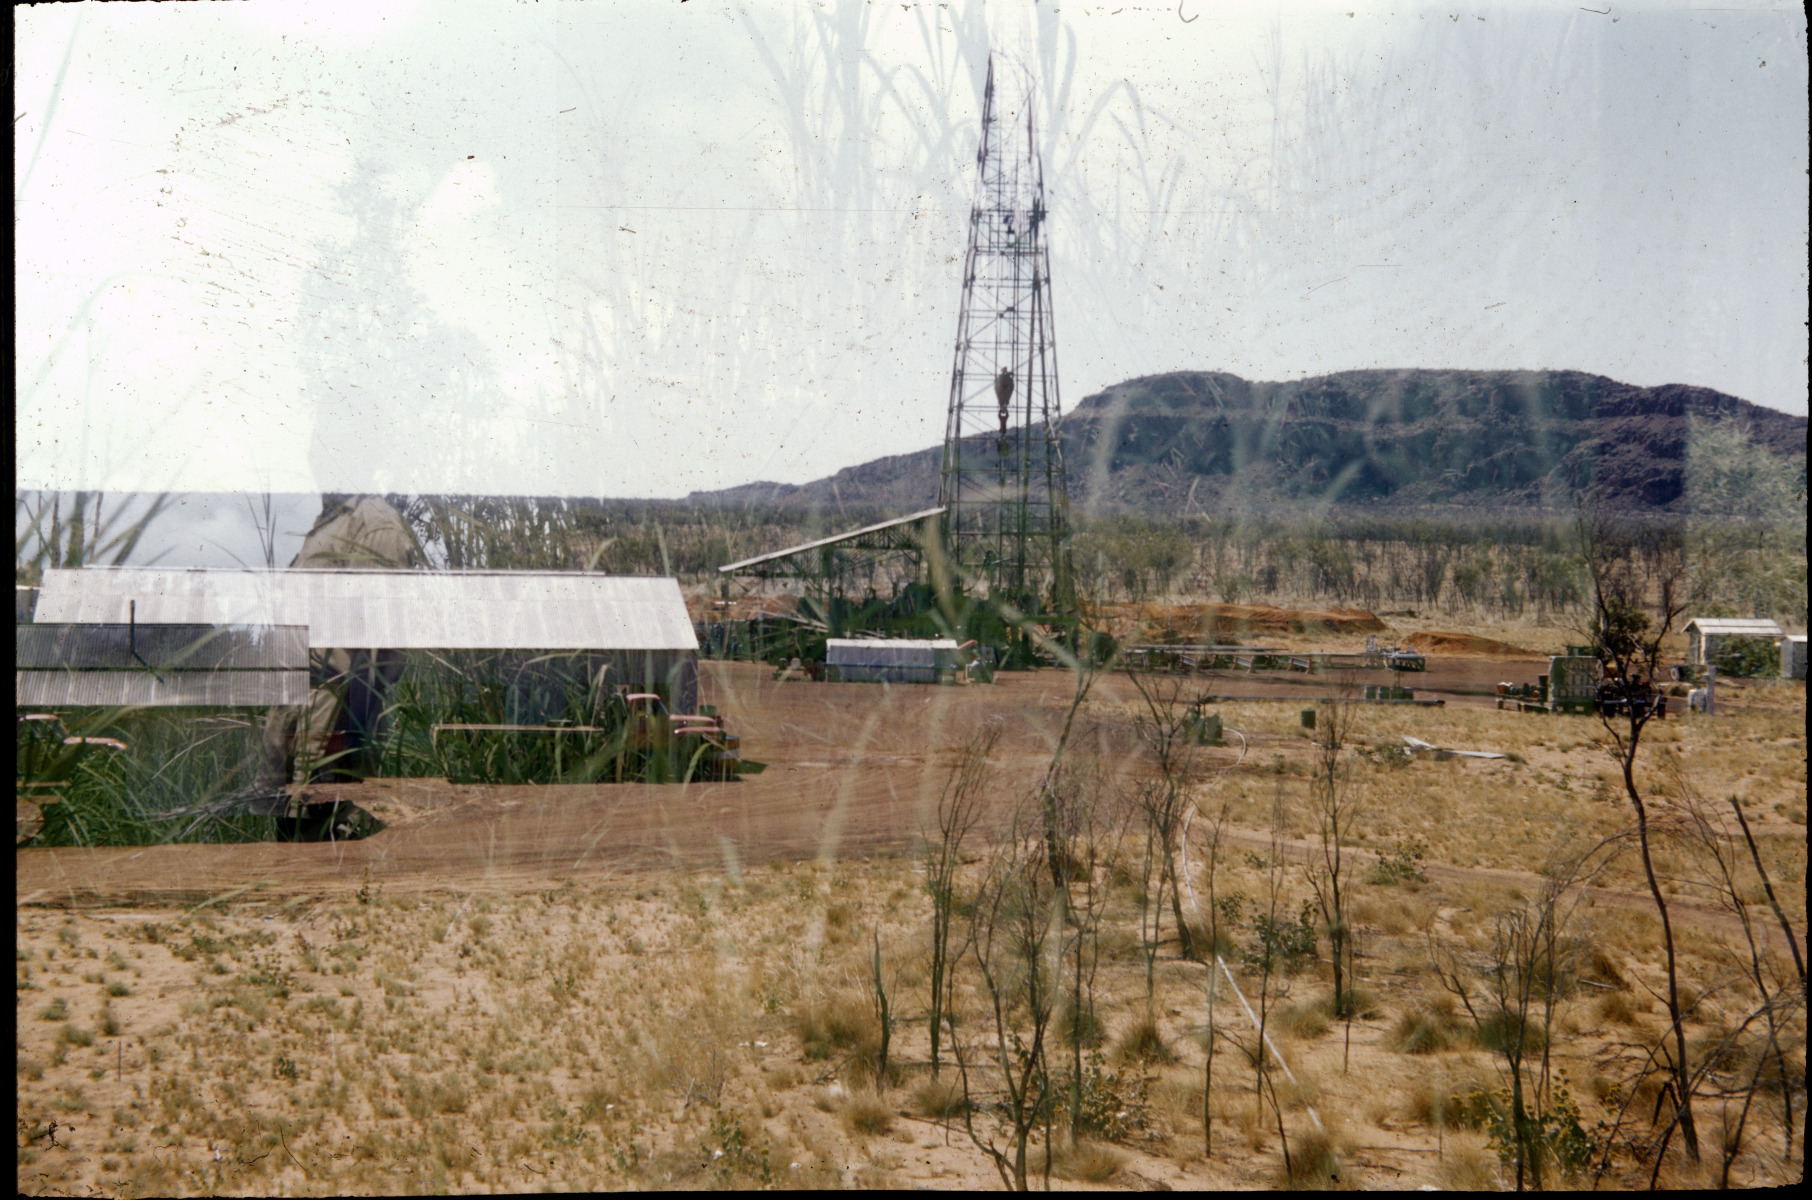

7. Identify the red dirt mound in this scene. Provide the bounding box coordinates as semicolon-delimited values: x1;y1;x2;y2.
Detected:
1403;631;1537;658
1101;603;1387;642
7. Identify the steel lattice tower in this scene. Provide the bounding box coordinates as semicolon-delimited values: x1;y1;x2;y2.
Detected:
938;57;1075;624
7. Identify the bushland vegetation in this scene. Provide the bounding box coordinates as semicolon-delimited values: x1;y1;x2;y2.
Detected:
380;500;1809;630
19;478;1806;631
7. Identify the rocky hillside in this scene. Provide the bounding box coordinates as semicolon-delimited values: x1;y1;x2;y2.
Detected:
690;369;1806;517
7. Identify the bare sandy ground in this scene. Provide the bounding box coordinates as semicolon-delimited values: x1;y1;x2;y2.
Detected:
17;657;1804;1194
25;656;1785;952
18;657;1551;905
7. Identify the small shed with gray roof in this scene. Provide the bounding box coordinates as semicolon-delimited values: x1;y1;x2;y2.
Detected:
1683;617;1785;669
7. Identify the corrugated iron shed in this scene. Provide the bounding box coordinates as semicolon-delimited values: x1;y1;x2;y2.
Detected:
17;623;308;670
17;671;309;708
16;623;309;708
825;638;962;666
35;569;698;652
1683;618;1785;637
825;637;963;683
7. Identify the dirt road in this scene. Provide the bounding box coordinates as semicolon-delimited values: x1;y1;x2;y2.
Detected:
14;656;1780;958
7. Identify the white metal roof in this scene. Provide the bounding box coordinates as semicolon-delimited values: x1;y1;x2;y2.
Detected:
825;638;960;652
17;670;309;708
1683;618;1785;637
718;507;945;574
18;624;309;671
35;568;698;652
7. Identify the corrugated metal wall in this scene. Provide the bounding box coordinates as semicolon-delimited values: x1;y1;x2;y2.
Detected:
36;569;698;652
17;624;308;670
16;670;309;708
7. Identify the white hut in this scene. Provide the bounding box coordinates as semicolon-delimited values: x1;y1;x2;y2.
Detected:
1683;618;1785;669
1783;635;1808;680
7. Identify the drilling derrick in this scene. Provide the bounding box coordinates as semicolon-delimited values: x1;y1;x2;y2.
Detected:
938;57;1076;643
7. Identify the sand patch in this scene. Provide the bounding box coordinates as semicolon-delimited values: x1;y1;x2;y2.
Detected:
1403;631;1538;658
1103;602;1387;642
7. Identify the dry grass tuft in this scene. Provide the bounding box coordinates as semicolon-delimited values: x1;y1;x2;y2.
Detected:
796;991;877;1063
1070;1138;1128;1182
1038;1137;1128;1182
839;1088;896;1136
1149;1071;1203;1126
1580;943;1626;988
1437;1131;1502;1190
1112;1013;1175;1065
1276;998;1331;1040
911;1075;968;1119
1471;1009;1547;1055
1279;1124;1353;1189
1060;1000;1107;1048
1390;995;1464;1054
1596;989;1646;1025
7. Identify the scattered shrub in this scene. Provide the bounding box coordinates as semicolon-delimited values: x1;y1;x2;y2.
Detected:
1074;1050;1149;1140
1367;837;1429;886
1242;901;1320;975
1471;1078;1605;1183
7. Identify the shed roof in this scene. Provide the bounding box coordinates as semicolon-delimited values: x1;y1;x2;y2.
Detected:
35;569;698;652
1683;618;1785;637
825;638;960;652
718;507;944;576
17;670;309;708
17;623;308;671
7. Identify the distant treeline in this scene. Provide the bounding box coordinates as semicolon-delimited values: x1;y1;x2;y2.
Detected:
18;489;1804;628
382;498;1803;627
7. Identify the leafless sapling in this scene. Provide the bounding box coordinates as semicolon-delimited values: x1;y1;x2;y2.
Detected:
1125;664;1205;965
923;722;998;1081
948;802;1063;1191
1303;687;1363;1019
1578;505;1701;1162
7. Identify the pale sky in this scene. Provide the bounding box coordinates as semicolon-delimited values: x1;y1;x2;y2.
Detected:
16;0;1808;499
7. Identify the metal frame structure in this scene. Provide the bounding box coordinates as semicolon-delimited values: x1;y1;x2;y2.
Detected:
715;507;943;638
938;56;1075;624
716;507;944;585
